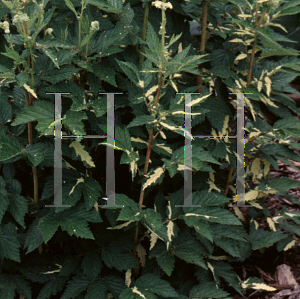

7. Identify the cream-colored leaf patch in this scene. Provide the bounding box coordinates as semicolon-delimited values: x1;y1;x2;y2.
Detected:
145;85;159;98
284;240;296;251
69;177;84;195
69;141;95;167
23;84;37;98
136;244;147;267
251;283;276;291
142;167;164;190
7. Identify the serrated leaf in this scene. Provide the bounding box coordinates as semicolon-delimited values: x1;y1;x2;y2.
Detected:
0;189;9;223
269;177;300;191
189;281;230;298
63;110;88;136
82;253;102;281
0;134;24;162
127;115;156;128
0;99;12;124
249;224;286;250
135;274;179;297
82;177;102;210
61;273;90;299
101;250;138;271
64;0;78;15
8;194;28;228
172;233;207;269
11;100;53;126
24;218;44;254
116;59;141;87
92;62;117;87
43;67;80;84
26;143;46;166
141;209;163;231
86;279;107;299
40;47;60;68
38;215;60;243
115;126;132;152
89;0;123;13
0;223;21;262
117;206;142;221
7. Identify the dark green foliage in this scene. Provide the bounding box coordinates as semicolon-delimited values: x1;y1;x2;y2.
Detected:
0;0;300;298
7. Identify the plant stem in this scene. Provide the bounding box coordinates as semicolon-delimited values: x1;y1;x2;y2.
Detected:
224;165;234;196
78;21;82;48
247;9;266;88
139;1;150;70
246;38;257;89
132;2;167;278
197;1;208;93
24;20;39;208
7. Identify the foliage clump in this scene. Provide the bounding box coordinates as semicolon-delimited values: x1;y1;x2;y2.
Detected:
0;0;300;298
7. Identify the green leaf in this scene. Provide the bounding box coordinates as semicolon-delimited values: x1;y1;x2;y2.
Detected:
61;273;90;299
149;242;175;276
24;218;44;254
255;27;282;49
64;0;78;16
209;48;235;68
162;158;178;178
86;279;107;299
185;218;213;242
209;260;243;295
63;110;88;136
101;250;138;271
115;59;141;87
0;223;21;262
135;274;179;297
120;150;139;165
141;209;163;231
214;237;243;257
249;223;286;250
43;67;80;84
268;177;300;191
0;99;12;124
181;206;242;226
117;206;142;221
89;0;123;13
0;134;24;162
38;215;60;243
60;218;95;239
127;115;156;128
11;100;53;126
92;62;117;87
189;282;230;298
81;253;102;281
82;177;102;210
0;188;9;223
120;288;150;299
172;233;207;269
115;126;132;152
113;193;139;211
26;143;46;166
274;117;300;130
145;22;160;55
40;47;60;68
37;276;67;299
8;194;28;228
260;47;299;58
